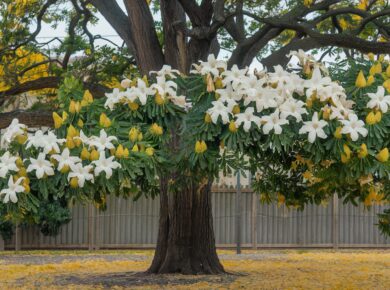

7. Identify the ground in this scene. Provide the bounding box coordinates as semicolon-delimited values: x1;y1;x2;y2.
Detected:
0;249;389;289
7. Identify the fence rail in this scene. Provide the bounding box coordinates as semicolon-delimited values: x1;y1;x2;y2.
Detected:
1;190;389;250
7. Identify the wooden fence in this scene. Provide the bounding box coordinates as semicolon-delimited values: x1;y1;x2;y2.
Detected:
1;190;389;250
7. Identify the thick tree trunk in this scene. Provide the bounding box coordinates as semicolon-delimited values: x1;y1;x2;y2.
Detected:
147;179;225;274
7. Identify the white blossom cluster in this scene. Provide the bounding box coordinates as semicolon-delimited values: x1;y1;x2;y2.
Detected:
192;54;378;144
0;122;121;204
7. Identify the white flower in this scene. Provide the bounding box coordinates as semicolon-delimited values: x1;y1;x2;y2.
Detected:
0;152;19;178
27;153;54;179
92;154;121;179
68;163;94;188
150;65;180;79
0;176;25;204
304;67;333;99
51;148;82;172
74;130;91;145
340;114;368;141
244;88;279;113
151;76;177;98
261;110;289;135
207;100;232;124
288;49;315;66
235;107;261;132
134;78;156;105
221;65;248;87
0;119;27;148
169;95;191;110
366;86;390;113
280;99;308;122
104;88;121;110
192;54;227;76
89;129;117;151
299;112;328;143
26;130;65;154
216;83;241;102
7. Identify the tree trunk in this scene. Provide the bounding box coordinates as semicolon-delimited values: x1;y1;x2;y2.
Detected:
147;179;225;274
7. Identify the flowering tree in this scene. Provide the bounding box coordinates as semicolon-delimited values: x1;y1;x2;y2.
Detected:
1;52;390;274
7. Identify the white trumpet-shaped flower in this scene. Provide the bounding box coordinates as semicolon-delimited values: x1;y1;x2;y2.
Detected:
134;78;156;105
235;107;261;132
340;113;368;141
151;76;177;97
150;65;180;79
26;130;65;154
299;112;328;143
366;86;390;113
261;110;289;135
0;152;19;178
0;119;26;148
0;176;25;204
27;153;54;179
207;100;232;124
92;154;121;179
280;99;308;122
192;54;227;76
51;148;82;172
89;130;117;151
68;163;94;188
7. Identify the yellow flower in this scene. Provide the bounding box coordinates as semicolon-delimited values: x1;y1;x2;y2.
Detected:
369;62;382;75
204;113;212;123
355;70;367;88
83;90;94;104
70;177;79;188
229;120;237;133
52;112;64;129
129;127;139;142
383;79;390;93
367;53;375;61
15;134;27;144
67;125;79;138
386;65;390;78
15;157;24;168
145;147;154;156
322;107;331;120
99;113;112;128
137;132;143;142
69;100;81;114
155;93;165;105
80;147;90;160
376;148;389;163
341;144;351;163
90;149;100;161
277;193;285;206
195;140;207;154
123;148;129;158
358;143;368;159
66;137;75;149
132;144;139;152
374;111;382;123
215;77;224;89
60;165;70;174
303;0;313;7
77;119;84;128
128;101;139;111
334;127;342;139
367;75;375;86
62;111;68;122
115;144;124;158
366;111;376;125
232;105;240;115
150;123;163;135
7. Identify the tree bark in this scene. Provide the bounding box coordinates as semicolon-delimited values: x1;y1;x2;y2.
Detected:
147;179;225;274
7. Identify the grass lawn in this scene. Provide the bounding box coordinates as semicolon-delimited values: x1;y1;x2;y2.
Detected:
0;249;389;289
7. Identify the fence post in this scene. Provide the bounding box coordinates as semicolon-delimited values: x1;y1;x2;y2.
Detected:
95;208;101;250
88;204;95;251
15;223;21;251
250;173;257;249
332;193;339;249
235;171;242;254
0;235;4;251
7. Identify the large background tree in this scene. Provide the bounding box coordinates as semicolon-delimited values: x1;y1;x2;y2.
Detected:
0;0;390;275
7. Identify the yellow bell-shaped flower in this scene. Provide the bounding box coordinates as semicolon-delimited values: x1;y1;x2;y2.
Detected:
145;147;154;156
355;70;367;88
99;113;112;128
358;143;368;159
204;113;212;123
334;126;342;139
52;112;64;129
232;105;240;115
132;144;139;152
150;123;163;136
366;111;376;125
90;149;100;161
195;140;207;154
129;127;139;142
229;120;237;133
369;62;382;75
367;75;375;86
80;147;90;160
70;177;79;188
115;144;125;158
386;65;390;78
376;148;389;163
374;111;382;123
